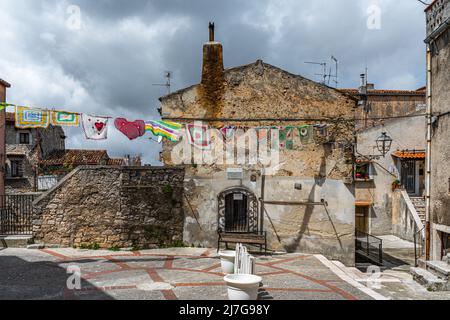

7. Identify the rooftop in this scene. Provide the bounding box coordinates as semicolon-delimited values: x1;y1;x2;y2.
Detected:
40;149;110;166
339;88;426;96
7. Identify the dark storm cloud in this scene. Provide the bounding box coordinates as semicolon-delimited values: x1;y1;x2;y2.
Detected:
0;0;428;163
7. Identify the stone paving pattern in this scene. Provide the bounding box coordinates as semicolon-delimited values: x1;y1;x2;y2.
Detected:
0;248;373;300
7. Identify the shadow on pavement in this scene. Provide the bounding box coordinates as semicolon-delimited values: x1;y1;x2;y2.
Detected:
0;256;114;300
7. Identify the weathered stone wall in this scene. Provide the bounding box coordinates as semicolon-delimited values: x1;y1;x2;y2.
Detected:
160;51;357;265
33;166;185;249
428;4;450;259
353;92;426;130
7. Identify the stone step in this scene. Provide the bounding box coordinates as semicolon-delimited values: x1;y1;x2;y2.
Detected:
410;267;449;291
426;260;450;280
0;235;34;248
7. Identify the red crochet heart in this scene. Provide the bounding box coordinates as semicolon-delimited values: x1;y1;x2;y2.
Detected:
95;122;105;132
114;118;146;140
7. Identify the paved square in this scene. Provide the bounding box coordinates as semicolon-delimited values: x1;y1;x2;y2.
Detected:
0;248;376;300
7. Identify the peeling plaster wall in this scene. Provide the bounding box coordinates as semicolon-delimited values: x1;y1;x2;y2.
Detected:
161;56;357;265
356;115;426;236
428;10;450;258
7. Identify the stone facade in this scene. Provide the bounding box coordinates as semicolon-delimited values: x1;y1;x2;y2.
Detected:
160;36;358;265
5;113;65;194
426;0;450;259
32;166;185;249
340;88;426;131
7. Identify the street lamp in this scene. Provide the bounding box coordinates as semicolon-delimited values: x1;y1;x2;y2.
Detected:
375;132;393;157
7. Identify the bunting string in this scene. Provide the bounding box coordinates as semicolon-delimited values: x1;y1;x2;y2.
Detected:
0;102;325;148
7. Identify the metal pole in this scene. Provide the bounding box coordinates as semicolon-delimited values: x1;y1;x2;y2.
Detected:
425;45;432;261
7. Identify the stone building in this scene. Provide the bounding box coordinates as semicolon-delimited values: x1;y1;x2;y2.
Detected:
355;115;426;243
340;85;426;131
5;112;65;194
5;112;131;193
159;28;358;265
425;0;450;261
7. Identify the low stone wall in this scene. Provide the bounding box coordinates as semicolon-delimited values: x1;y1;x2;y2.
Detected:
33;166;185;249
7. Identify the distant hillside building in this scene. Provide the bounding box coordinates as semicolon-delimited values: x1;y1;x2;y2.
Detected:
5;112;132;194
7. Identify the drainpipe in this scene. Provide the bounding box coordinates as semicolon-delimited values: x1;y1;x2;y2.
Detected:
425;45;432;261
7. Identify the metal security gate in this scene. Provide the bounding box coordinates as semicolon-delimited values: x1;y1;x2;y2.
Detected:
0;195;36;235
218;188;259;234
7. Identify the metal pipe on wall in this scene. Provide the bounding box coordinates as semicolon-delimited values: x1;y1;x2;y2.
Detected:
425;45;432;260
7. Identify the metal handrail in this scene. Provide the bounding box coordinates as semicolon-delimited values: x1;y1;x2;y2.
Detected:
355;229;383;265
414;225;426;267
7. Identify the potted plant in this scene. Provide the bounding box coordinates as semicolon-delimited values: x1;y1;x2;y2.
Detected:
392;179;401;191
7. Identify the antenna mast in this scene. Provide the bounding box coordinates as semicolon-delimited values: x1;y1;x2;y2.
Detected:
305;56;339;87
152;71;172;95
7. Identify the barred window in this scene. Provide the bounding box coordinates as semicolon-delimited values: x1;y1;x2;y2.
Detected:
11;160;23;178
19;132;30;145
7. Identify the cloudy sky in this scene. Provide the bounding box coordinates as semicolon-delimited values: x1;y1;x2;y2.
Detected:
0;0;428;164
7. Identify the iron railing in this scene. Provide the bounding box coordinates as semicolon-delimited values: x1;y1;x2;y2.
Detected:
355;229;383;265
0;194;37;235
414;225;426;267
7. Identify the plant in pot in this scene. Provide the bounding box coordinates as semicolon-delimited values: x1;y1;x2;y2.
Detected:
392;179;401;191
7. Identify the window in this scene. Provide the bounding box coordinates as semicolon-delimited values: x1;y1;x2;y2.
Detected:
19;132;30;145
10;160;23;178
355;162;374;181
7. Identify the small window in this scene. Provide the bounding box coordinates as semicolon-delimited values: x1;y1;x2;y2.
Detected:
11;160;23;178
19;132;30;145
355;162;374;181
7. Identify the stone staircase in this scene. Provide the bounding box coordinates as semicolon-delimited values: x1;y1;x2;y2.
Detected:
410;196;426;226
411;254;450;291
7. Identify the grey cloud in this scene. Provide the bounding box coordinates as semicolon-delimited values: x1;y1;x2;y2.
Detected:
0;0;429;164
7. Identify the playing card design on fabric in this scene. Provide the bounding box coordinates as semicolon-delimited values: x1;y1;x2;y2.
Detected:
82;114;109;140
186;123;211;150
298;125;313;145
220;126;236;141
115;118;146;140
278;127;288;150
51;111;80;127
15;106;50;129
285;126;295;150
145;120;182;142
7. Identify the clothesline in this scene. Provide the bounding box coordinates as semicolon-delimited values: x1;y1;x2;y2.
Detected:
0;102;327;148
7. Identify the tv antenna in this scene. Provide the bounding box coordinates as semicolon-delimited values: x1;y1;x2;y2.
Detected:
305;61;327;84
305;56;339;88
152;71;172;94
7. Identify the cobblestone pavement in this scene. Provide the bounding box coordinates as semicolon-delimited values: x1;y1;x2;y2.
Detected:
0;247;379;300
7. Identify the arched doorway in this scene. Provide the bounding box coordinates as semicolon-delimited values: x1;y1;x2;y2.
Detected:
217;188;259;233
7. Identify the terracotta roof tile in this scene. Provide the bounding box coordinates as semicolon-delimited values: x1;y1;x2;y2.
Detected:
107;158;125;166
339;88;426;96
40;149;109;166
392;151;426;159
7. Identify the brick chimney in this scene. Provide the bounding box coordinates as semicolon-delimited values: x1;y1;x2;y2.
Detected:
200;22;225;117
